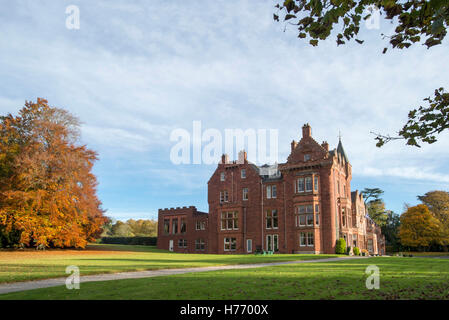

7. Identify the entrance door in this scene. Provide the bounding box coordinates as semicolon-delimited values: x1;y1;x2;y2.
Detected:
169;240;174;252
266;235;273;251
266;235;278;252
247;239;252;253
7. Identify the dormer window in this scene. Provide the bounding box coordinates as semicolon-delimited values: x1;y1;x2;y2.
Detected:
304;154;311;161
241;169;246;179
220;172;225;181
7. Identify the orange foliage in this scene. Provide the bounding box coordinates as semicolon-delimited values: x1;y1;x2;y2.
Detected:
0;98;107;248
399;204;442;248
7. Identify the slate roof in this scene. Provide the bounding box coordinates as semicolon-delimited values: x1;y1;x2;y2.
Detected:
337;138;349;162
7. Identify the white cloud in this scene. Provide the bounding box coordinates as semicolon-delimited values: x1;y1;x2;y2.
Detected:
1;0;448;218
360;166;449;184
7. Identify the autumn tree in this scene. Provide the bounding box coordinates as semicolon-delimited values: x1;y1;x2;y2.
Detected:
399;204;441;250
418;190;449;247
0;98;107;248
274;0;449;147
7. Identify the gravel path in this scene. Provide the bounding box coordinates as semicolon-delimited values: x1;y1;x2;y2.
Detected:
0;256;366;295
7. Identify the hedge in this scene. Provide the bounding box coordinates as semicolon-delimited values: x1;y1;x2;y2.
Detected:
101;236;157;246
335;238;346;254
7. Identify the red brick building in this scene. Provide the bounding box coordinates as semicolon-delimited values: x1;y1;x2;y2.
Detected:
158;124;385;255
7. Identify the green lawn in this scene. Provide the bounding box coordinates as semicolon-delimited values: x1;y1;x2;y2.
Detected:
397;251;449;257
2;257;449;300
0;243;337;284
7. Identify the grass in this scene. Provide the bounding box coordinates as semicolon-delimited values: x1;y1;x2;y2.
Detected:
0;243;337;284
1;257;449;300
397;251;449;257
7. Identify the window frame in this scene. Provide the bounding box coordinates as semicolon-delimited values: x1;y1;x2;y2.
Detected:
195;239;205;251
242;187;249;201
224;237;237;251
163;219;170;234
178;239;187;248
221;211;239;230
220;190;229;203
172;219;178;234
297;178;305;193
305;176;313;192
307;232;314;246
300;233;306;246
272;185;277;198
266;185;271;199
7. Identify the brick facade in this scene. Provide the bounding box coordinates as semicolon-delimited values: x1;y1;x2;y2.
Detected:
157;124;385;255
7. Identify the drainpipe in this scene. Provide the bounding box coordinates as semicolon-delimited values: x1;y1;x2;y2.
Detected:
261;179;264;251
244;207;247;253
231;171;234;203
283;181;287;251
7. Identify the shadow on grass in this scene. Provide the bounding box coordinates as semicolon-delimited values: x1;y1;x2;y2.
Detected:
2;258;449;300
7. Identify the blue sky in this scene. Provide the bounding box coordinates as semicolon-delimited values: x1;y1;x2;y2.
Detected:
1;0;448;221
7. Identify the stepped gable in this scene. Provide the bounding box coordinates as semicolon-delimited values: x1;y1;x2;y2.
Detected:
287;123;329;164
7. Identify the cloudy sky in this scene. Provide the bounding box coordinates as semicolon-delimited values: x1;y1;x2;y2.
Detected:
1;0;448;220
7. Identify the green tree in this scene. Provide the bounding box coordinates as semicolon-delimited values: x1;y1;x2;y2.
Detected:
274;0;449;147
110;221;134;237
361;188;388;226
381;210;401;251
361;188;384;203
366;200;388;227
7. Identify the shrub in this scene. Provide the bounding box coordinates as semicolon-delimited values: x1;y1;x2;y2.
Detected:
361;249;369;256
335;238;346;254
353;247;360;256
101;236;157;246
346;246;352;255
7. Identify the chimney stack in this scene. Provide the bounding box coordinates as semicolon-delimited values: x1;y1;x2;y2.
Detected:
321;141;329;151
291;140;298;152
302;123;311;138
221;154;229;164
237;150;247;164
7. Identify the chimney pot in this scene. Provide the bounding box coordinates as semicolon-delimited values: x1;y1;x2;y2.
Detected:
238;150;247;164
221;154;229;164
302;123;311;138
291;140;298;152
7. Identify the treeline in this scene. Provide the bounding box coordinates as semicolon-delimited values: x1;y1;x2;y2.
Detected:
363;188;449;252
102;219;158;237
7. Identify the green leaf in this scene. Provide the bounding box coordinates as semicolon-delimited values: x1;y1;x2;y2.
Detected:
309;39;319;46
